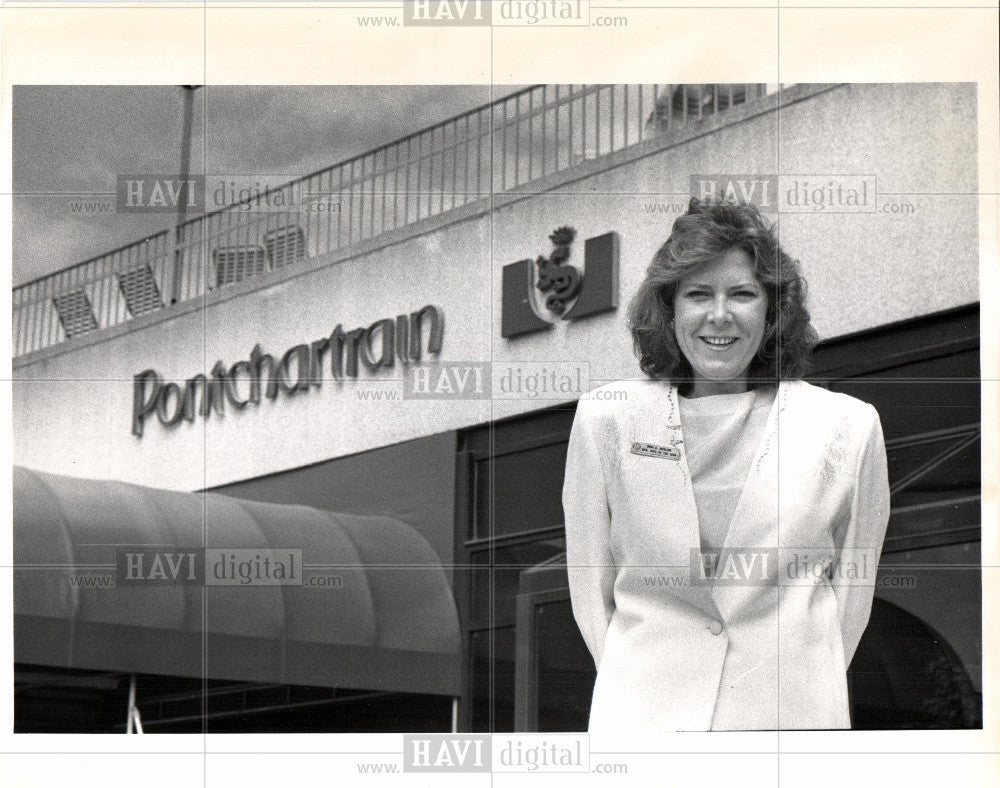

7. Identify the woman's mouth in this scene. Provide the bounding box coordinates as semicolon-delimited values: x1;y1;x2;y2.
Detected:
700;336;738;348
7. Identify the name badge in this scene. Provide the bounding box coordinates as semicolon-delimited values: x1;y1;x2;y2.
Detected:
631;442;681;460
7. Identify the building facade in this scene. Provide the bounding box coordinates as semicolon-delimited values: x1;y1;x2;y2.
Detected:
12;83;981;731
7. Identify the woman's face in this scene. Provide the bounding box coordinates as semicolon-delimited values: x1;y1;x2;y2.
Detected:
672;247;768;396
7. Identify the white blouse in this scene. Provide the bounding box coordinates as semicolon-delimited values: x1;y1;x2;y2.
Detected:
678;386;777;558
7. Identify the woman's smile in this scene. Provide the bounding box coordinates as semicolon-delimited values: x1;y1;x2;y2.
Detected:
699;335;739;348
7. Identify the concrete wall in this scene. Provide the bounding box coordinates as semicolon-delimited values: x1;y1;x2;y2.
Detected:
13;83;978;489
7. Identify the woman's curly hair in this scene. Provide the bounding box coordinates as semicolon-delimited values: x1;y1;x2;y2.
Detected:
629;196;818;392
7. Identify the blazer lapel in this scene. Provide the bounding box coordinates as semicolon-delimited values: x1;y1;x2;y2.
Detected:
664;382;703;574
657;382;721;617
709;380;789;615
624;382;716;616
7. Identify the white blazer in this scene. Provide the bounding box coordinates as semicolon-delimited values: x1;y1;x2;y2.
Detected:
562;378;890;731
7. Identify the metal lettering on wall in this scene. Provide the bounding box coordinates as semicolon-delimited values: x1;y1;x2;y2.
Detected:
500;227;619;339
131;305;444;437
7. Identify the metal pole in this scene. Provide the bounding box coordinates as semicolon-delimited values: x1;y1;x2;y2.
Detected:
451;697;459;733
171;85;200;304
127;674;144;733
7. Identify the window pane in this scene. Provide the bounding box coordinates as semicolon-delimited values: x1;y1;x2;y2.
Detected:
474;442;568;538
468;538;565;626
468;629;490;732
467;626;516;732
536;599;594;732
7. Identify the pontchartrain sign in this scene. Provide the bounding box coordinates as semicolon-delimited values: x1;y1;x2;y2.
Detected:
132;305;443;437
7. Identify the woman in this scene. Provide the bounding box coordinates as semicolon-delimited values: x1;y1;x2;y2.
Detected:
562;197;890;731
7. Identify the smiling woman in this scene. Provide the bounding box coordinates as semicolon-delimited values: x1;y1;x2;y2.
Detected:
562;197;891;731
629;197;818;395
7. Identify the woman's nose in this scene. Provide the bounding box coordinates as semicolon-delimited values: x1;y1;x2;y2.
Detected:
708;295;732;322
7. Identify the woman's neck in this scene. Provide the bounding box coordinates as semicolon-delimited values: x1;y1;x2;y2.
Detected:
687;378;749;398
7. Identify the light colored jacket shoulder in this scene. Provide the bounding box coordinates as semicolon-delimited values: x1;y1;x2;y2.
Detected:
786;379;881;427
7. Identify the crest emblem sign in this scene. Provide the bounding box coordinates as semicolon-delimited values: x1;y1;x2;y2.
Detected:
501;226;619;339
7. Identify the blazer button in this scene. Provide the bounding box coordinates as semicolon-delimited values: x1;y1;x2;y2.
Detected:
708;621;724;636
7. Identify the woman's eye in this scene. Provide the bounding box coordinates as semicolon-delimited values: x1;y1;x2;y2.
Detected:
734;290;759;299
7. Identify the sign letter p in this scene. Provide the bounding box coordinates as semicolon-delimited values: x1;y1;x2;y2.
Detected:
132;369;162;437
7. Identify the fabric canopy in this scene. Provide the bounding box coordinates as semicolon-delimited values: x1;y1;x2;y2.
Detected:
13;465;460;697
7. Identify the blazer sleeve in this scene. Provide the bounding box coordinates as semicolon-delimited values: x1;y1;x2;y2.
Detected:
830;404;891;668
562;401;617;669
